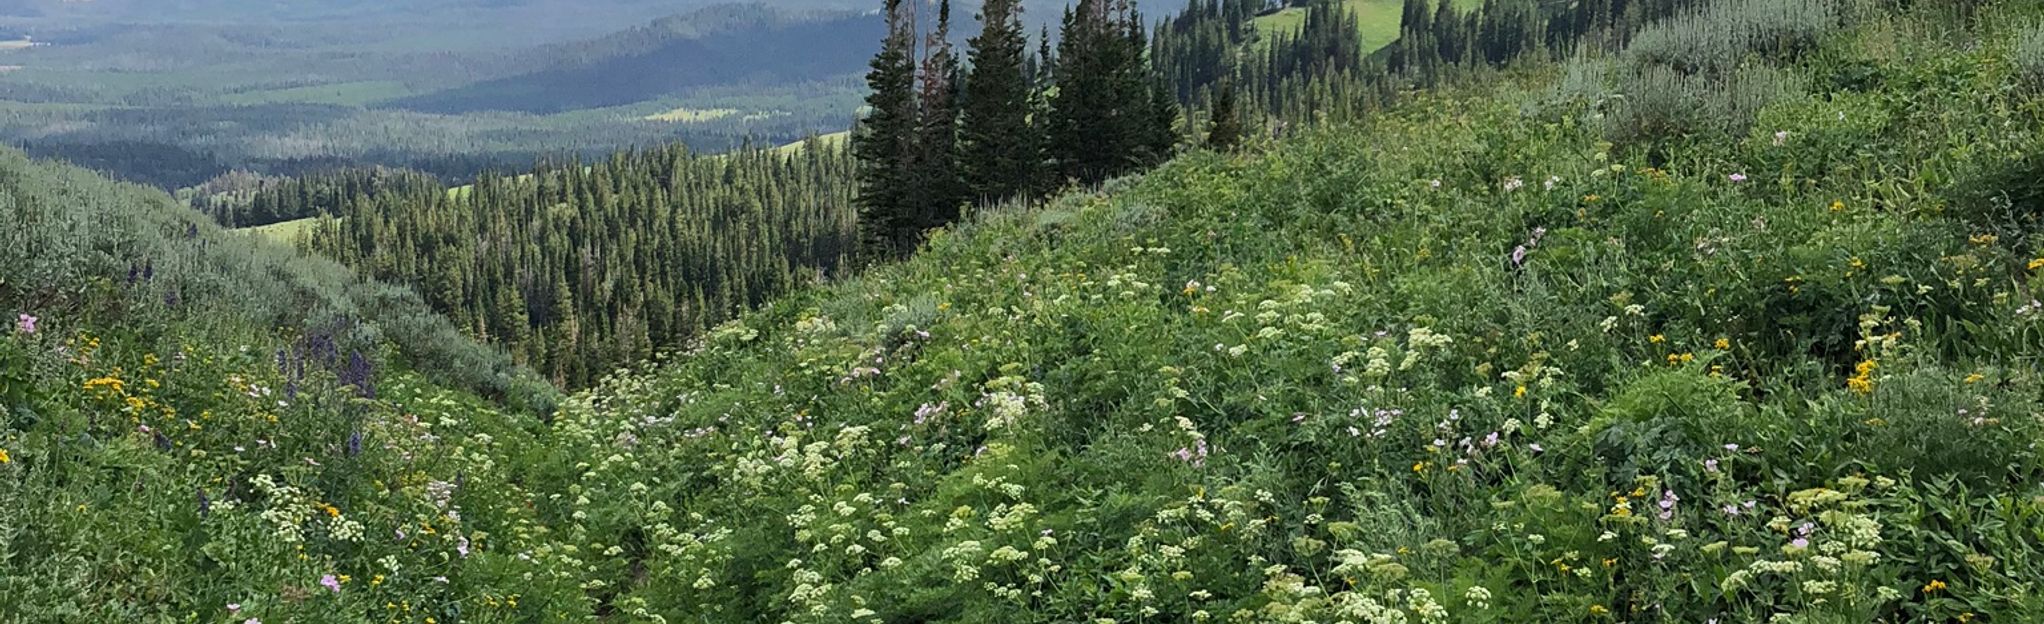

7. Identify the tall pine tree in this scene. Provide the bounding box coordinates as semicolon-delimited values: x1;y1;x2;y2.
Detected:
1048;0;1165;186
912;0;966;231
958;0;1038;204
853;0;922;257
1205;80;1242;152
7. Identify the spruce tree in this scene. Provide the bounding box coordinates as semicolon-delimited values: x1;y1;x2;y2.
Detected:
959;0;1037;204
1205;80;1242;152
913;0;966;232
1049;0;1152;185
853;0;921;257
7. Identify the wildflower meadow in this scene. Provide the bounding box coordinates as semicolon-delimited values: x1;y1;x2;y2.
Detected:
4;1;2044;623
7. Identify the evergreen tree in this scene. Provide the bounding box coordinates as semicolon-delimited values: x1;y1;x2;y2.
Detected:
959;0;1038;204
912;0;967;231
853;0;922;257
1205;80;1242;152
1142;77;1183;165
1048;0;1156;186
1433;0;1466;66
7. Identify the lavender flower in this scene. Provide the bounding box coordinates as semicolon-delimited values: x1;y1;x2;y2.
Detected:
14;314;35;334
319;574;341;592
1728;173;1748;183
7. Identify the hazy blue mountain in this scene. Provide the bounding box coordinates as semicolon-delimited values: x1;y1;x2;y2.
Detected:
386;4;885;114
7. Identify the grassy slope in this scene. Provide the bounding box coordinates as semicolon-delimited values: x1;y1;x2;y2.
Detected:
520;9;2044;623
1252;0;1483;52
11;5;2044;624
241;216;323;244
774;130;852;155
0;145;556;619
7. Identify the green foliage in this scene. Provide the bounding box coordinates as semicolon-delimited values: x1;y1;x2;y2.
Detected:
1948;150;2044;246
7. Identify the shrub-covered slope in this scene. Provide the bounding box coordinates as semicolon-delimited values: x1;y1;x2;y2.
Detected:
0;147;559;619
7;2;2044;623
530;8;2044;623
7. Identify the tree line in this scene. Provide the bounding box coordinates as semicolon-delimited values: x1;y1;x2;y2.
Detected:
853;0;1180;257
1147;0;1720;144
214;0;1723;391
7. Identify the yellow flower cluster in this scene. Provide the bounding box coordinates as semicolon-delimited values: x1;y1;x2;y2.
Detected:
1846;360;1877;395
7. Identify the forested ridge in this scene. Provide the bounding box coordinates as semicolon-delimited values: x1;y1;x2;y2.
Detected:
235;145;860;389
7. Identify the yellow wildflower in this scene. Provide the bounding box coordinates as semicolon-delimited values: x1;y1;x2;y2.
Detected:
1964;372;1984;384
1648;334;1665;344
2030;258;2044;271
1715;338;1730;350
1847;360;1878;394
1924;579;1948;593
0;448;10;464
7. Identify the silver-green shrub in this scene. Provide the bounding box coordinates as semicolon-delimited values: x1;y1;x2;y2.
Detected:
2019;23;2044;90
1604;64;1804;143
1626;0;1840;75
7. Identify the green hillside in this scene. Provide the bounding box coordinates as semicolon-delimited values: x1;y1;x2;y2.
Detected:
241;216;323;244
8;1;2044;623
1252;0;1481;52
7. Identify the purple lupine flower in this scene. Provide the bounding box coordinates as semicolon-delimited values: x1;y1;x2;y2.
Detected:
345;431;362;457
198;488;211;518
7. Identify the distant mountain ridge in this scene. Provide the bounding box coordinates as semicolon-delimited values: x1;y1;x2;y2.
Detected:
384;4;884;115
